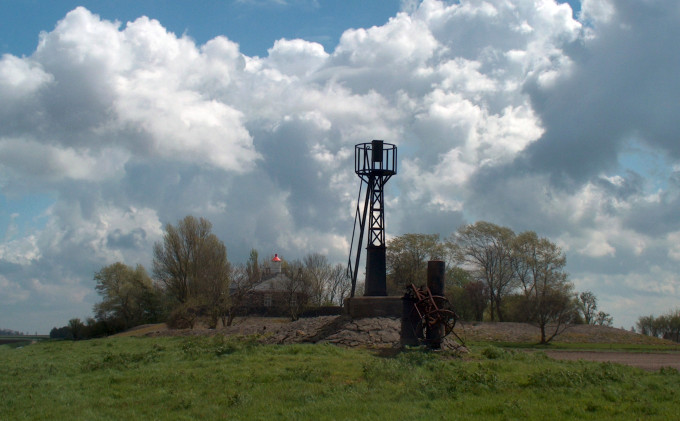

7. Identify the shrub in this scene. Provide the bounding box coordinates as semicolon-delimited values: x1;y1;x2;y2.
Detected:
167;303;199;329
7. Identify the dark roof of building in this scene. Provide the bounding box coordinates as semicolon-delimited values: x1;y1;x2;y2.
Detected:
228;272;293;294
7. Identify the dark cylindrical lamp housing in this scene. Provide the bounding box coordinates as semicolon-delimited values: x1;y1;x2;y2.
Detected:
364;245;387;296
372;140;383;163
426;260;446;349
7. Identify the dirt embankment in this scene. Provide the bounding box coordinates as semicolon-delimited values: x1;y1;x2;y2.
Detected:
456;321;674;345
121;317;680;371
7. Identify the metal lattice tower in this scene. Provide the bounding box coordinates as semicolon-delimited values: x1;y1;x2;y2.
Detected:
347;140;397;297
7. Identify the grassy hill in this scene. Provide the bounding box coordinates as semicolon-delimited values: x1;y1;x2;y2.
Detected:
1;333;679;420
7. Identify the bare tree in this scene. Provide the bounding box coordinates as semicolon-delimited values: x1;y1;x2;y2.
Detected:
327;263;351;306
225;249;265;326
303;253;332;306
282;259;311;320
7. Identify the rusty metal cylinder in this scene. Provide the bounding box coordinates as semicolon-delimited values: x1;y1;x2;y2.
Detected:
426;260;446;349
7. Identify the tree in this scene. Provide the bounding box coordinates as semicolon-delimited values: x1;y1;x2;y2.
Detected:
660;309;680;342
577;291;598;324
445;267;487;321
50;326;73;340
594;311;613;327
636;314;660;337
282;259;312;320
152;215;230;327
246;249;261;288
464;281;488;321
636;309;680;342
68;318;85;341
93;262;161;329
512;231;575;344
226;249;265;326
303;253;333;306
196;233;231;328
386;233;447;295
450;222;516;321
326;263;351;306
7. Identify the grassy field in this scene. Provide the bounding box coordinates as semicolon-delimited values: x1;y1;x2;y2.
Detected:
1;336;679;420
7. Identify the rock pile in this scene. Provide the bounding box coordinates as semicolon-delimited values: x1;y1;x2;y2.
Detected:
263;316;401;348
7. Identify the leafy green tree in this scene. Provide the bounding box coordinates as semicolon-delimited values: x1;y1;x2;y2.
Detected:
445;267;487;321
594;311;613;327
637;309;680;342
511;231;575;343
49;326;73;340
153;215;230;327
660;309;680;342
246;249;261;287
386;233;447;295
636;314;660;337
68;318;85;341
94;262;161;329
577;291;598;324
450;222;516;321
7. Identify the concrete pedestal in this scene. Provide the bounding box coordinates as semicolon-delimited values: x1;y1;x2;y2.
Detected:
344;296;402;318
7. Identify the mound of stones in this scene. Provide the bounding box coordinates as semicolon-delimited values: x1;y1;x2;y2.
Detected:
262;316;401;348
150;315;464;349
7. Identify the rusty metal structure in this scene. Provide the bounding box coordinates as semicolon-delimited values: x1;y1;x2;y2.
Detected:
403;284;461;348
347;140;397;297
400;261;463;349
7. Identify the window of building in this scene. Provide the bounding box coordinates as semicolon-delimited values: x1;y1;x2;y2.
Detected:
264;294;273;307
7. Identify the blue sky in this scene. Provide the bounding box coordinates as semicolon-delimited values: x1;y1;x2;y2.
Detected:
0;1;406;58
1;1;581;58
3;0;680;335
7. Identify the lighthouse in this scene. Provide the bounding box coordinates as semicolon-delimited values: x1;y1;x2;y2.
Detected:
271;253;282;274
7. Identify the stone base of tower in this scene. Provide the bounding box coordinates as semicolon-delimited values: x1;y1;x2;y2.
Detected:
344;296;403;318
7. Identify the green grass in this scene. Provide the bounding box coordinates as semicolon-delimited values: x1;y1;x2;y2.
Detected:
1;338;679;420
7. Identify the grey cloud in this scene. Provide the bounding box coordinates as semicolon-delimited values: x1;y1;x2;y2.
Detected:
106;228;148;250
522;0;680;185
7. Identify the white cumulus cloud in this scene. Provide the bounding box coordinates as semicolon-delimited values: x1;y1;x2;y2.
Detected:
1;0;680;333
